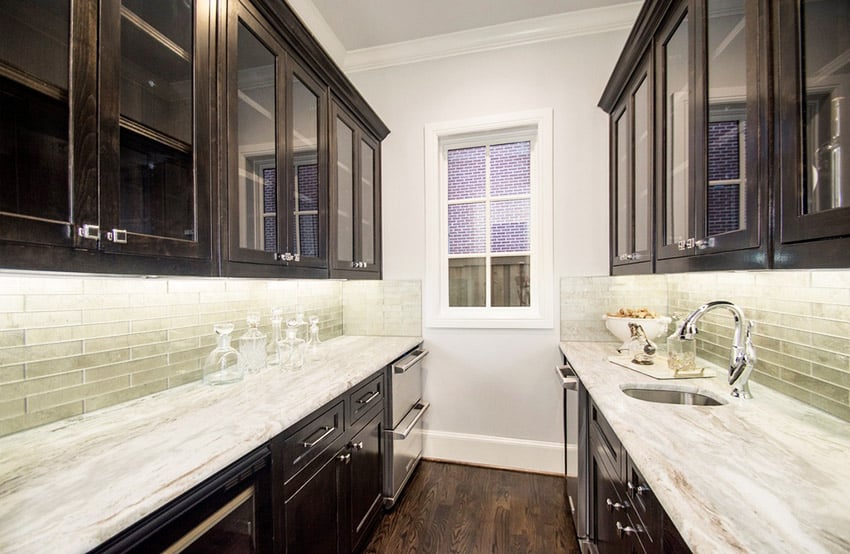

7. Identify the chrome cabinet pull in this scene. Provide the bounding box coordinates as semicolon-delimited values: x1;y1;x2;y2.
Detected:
301;425;335;448
695;237;715;250
349;441;363;450
627;480;649;497
107;229;128;243
686;237;695;249
357;390;380;405
606;498;629;512
555;365;578;390
337;453;351;464
392;349;429;373
78;224;101;240
389;402;430;440
616;521;642;539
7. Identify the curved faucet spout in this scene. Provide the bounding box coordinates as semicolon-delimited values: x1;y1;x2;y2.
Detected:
677;300;755;399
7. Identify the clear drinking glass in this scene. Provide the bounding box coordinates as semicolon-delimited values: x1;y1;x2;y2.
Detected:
203;324;243;385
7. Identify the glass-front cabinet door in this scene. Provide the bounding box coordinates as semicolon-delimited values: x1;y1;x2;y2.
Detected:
776;0;850;266
0;0;81;249
331;100;381;278
225;1;329;276
611;56;652;273
99;0;212;260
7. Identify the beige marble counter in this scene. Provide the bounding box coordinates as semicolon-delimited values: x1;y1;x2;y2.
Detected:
561;341;850;554
0;335;421;554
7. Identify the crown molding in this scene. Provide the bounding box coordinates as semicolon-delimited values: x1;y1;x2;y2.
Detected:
283;0;347;66
343;2;643;74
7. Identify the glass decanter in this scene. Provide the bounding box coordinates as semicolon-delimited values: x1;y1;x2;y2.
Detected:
279;320;305;371
305;315;325;365
239;313;267;374
267;307;284;368
203;324;243;385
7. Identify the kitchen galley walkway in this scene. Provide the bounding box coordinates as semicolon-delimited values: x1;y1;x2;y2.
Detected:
365;460;579;553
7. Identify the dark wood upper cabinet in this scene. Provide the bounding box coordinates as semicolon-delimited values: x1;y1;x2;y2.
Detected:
0;0;387;278
610;55;654;274
98;0;213;265
330;100;382;279
601;0;787;274
222;1;330;278
774;0;850;268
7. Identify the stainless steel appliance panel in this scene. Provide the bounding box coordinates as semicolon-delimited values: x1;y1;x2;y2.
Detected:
390;348;426;428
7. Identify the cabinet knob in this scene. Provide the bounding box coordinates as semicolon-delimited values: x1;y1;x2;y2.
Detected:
606;498;629;512
349;441;364;450
337;453;351;464
695;237;715;250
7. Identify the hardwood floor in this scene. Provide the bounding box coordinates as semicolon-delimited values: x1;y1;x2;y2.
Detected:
364;461;580;554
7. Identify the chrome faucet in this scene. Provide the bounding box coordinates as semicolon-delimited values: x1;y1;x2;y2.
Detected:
677;300;756;399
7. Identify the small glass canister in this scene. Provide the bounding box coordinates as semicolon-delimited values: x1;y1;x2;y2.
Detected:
239;313;267;374
666;327;697;375
203;324;243;385
279;321;305;371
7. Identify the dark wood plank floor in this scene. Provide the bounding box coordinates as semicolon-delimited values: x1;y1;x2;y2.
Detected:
364;461;580;554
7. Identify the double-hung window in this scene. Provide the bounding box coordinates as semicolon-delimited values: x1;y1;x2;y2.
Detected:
425;110;553;328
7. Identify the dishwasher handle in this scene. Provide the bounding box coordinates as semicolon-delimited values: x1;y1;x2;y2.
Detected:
556;364;579;390
393;349;429;374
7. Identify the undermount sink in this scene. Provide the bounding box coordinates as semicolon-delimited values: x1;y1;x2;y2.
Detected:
620;384;727;406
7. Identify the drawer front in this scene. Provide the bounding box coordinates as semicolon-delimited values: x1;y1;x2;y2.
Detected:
282;401;345;481
590;400;623;479
349;372;383;427
627;461;662;551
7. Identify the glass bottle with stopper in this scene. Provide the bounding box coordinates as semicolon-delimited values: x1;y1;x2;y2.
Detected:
267;307;283;368
279;319;305;371
305;315;325;365
203;324;243;385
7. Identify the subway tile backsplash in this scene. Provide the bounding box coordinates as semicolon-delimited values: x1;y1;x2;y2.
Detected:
560;270;850;422
0;273;424;438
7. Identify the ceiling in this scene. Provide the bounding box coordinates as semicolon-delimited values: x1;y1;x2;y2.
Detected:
308;0;639;51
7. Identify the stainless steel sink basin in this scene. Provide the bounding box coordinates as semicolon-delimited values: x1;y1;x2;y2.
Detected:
620;385;727;406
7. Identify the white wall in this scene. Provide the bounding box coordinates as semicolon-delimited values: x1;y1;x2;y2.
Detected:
348;31;628;472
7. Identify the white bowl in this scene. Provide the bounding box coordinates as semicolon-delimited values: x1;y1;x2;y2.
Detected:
603;315;672;347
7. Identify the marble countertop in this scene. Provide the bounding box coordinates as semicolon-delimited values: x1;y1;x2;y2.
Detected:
0;335;421;554
560;341;850;554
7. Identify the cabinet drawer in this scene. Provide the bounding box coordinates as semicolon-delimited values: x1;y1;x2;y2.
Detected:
627;461;662;551
590;400;623;479
282;401;345;481
349;372;383;427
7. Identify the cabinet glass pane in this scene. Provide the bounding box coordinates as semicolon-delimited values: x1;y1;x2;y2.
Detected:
119;128;193;239
360;141;375;264
172;486;258;553
664;14;690;246
291;76;319;258
634;77;650;253
707;0;747;236
120;1;192;145
336;118;354;263
0;1;70;225
119;0;194;240
615;111;629;257
801;0;850;214
0;0;69;89
236;23;276;252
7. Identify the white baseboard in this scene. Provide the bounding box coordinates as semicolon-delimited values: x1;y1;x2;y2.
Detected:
422;430;575;475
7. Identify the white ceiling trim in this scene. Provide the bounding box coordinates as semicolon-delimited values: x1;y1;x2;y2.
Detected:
342;2;643;74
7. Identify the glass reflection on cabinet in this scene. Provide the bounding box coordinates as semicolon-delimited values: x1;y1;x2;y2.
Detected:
236;22;276;252
801;0;850;214
663;13;689;247
360;140;375;265
706;0;747;237
290;75;319;259
615;110;629;258
634;76;650;253
335;118;354;263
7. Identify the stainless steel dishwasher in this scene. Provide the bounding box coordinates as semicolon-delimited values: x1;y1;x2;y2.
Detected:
383;346;429;508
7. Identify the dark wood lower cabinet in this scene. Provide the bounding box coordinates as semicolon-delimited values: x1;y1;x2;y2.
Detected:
587;398;688;554
347;411;383;552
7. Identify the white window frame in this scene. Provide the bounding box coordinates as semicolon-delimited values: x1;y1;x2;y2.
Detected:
424;109;553;329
